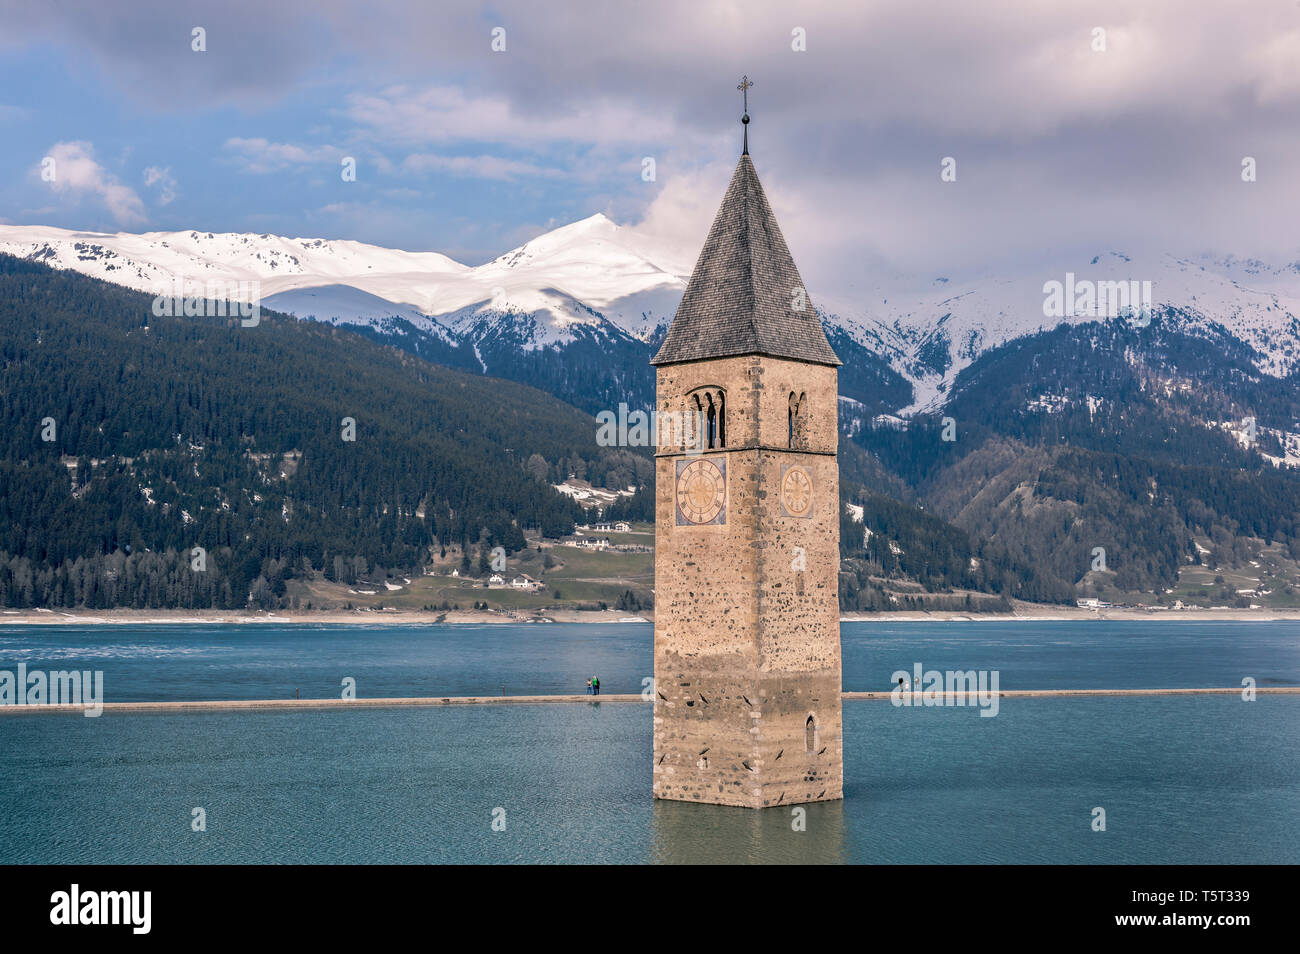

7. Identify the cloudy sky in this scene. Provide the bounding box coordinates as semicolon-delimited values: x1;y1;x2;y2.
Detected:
2;0;1298;298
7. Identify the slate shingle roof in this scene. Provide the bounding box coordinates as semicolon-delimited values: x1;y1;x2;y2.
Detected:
651;154;841;367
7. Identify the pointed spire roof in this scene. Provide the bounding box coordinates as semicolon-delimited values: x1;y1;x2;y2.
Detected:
651;154;840;367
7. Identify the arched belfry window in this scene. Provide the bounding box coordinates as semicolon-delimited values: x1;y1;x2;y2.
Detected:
687;387;726;450
788;392;807;449
805;714;817;753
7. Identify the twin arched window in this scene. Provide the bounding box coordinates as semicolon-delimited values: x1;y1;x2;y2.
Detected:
689;388;726;450
680;388;807;449
788;391;807;449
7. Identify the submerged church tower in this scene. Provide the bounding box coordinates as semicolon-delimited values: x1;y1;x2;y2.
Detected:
651;79;843;809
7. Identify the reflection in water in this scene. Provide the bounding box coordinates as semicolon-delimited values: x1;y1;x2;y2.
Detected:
650;797;847;864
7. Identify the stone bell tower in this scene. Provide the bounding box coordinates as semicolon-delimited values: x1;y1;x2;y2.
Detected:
650;80;843;809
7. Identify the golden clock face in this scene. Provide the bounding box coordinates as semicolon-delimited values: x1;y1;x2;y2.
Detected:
675;458;727;525
781;465;813;517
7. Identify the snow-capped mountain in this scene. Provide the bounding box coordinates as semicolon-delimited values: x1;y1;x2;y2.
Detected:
0;214;687;350
2;220;1298;418
0;215;693;415
822;251;1300;413
0;223;467;295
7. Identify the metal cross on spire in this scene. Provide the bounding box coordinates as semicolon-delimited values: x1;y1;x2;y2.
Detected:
737;75;753;154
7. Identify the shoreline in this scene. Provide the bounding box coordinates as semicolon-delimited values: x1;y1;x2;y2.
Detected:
3;603;1300;626
3;686;1296;715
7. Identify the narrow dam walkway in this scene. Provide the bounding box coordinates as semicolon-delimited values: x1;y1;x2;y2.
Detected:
2;686;1296;715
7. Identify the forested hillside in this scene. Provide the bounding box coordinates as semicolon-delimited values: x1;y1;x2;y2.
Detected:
839;311;1300;607
5;255;1297;613
837;488;1074;611
0;255;649;608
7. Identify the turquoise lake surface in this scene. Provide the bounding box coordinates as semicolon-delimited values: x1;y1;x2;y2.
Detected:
1;620;1298;863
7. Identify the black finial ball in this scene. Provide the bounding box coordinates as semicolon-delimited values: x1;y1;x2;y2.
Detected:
742;113;750;124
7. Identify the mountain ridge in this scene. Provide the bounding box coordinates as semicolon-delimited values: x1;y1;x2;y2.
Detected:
3;220;1298;419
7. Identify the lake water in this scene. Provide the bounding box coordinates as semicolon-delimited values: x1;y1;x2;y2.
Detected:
1;620;1298;863
2;619;1298;700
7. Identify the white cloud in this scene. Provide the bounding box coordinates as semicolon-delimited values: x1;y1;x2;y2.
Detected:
37;141;145;225
143;166;177;205
11;1;1300;285
1253;30;1300;105
623;160;734;274
223;137;345;173
345;85;678;147
401;153;564;181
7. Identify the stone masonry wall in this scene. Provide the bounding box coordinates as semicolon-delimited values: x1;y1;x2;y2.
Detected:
653;354;842;808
